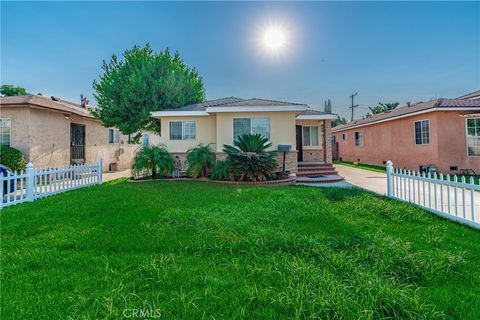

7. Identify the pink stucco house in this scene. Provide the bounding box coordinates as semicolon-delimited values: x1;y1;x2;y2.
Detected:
332;91;480;174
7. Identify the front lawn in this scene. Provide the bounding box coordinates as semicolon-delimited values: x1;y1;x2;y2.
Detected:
2;180;479;319
334;160;386;173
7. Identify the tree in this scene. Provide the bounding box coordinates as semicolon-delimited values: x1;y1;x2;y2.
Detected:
324;99;332;113
0;85;26;96
332;116;347;127
369;102;399;114
92;44;205;142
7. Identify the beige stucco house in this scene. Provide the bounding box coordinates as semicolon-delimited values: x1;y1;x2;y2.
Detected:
151;97;336;174
0;95;159;171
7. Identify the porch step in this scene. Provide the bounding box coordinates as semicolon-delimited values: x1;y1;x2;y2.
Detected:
297;170;338;176
297;174;345;184
298;161;330;167
298;165;335;172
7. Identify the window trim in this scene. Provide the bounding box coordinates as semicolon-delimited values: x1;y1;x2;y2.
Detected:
233;117;270;141
354;131;363;147
465;118;480;157
414;119;430;145
0;117;12;147
108;128;120;144
169;121;196;141
302;126;319;147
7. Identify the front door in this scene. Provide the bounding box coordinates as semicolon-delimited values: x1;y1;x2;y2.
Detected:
296;125;303;162
70;123;86;164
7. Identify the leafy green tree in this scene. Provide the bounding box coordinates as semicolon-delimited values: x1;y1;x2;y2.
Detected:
0;85;26;96
369;102;399;114
186;144;215;178
93;44;205;142
223;134;278;182
324;99;332;113
132;145;174;179
332;116;347;127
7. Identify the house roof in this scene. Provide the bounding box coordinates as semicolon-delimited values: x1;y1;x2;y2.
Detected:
164;97;306;111
332;98;480;132
0;94;95;119
457;90;480;100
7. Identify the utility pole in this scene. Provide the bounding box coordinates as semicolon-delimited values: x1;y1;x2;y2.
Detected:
349;92;359;121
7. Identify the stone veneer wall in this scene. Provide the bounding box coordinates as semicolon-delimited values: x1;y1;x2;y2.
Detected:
324;120;333;164
171;151;298;174
302;150;323;162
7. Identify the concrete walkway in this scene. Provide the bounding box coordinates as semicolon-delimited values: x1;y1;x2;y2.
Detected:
102;169;132;182
335;164;387;195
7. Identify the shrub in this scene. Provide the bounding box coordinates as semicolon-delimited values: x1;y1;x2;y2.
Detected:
210;160;229;181
223;134;278;181
132;145;174;179
186;144;215;178
0;145;27;172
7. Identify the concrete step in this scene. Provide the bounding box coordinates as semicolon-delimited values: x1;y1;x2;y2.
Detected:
297;170;338;176
298;161;330;167
298;166;335;171
297;175;345;184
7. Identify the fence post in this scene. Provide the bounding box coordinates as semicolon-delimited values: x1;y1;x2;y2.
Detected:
386;160;393;197
26;162;35;202
97;158;103;184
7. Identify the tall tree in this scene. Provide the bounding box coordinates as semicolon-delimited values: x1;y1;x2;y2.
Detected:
369;102;399;114
324;99;332;113
92;44;205;141
0;85;27;96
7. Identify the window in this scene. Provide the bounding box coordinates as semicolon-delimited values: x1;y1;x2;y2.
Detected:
355;131;363;146
233;118;270;141
414;120;430;145
108;129;119;144
466;118;480;156
342;133;347;140
169;121;196;140
332;135;336;143
0;118;11;146
143;134;150;147
302;126;319;146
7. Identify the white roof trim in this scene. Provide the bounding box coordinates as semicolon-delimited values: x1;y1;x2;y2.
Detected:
296;114;337;120
151;111;210;117
206;105;307;113
332;107;480;132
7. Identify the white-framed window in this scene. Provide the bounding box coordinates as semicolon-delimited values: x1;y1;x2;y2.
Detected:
169;121;196;140
109;128;119;144
302;126;319;146
414;120;430;145
355;131;363;147
466;118;480;156
0;118;11;146
143;134;150;147
342;133;347;140
233;118;270;141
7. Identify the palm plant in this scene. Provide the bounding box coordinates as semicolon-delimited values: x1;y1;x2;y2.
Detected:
132;145;174;179
210;160;229;181
186;144;216;178
223;134;278;181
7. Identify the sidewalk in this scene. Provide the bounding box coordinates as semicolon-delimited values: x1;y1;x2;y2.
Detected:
102;169;132;182
335;164;387;195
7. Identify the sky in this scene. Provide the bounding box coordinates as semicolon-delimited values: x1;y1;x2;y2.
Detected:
1;1;479;119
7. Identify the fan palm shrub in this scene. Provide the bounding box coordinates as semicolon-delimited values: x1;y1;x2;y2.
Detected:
186;144;216;178
132;145;174;179
210;160;229;180
223;134;278;181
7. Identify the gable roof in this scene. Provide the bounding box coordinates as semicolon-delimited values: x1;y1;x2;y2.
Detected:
332;98;480;132
0;94;94;119
457;90;480;100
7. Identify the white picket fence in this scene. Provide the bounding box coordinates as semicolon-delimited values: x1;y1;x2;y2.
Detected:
386;160;480;229
1;159;103;208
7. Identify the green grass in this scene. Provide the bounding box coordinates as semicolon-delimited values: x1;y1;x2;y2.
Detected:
2;180;480;319
334;160;387;173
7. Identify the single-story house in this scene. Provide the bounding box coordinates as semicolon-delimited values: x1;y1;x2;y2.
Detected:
151;97;337;174
331;91;480;174
0;95;159;171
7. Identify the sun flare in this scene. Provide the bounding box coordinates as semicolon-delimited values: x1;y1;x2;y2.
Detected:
263;27;286;51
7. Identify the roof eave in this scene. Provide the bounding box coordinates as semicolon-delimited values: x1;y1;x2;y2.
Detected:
205;105;307;113
296;114;337;120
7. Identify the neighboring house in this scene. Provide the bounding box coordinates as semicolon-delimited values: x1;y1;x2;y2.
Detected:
0;95;159;171
332;92;480;174
151;97;336;173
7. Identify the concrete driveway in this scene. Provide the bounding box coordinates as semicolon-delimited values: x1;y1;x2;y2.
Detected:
335;164;387;195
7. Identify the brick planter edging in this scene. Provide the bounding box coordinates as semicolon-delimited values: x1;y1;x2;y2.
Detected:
128;176;297;186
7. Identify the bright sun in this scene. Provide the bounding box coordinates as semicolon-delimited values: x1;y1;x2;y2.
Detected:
263;27;286;51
